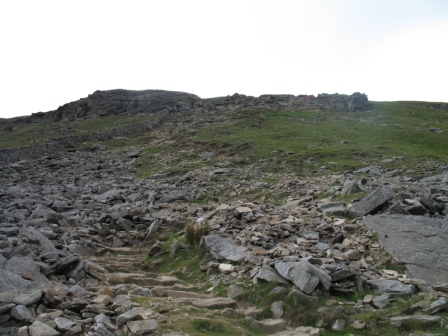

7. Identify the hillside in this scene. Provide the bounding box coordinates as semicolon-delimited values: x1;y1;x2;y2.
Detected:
0;90;447;336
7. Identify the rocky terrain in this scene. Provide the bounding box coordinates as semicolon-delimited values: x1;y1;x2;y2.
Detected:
0;90;447;336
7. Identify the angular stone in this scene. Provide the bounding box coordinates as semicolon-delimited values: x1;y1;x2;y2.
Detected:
332;319;345;331
341;180;362;195
10;305;33;322
0;303;15;314
367;280;414;295
116;217;134;231
0;270;48;293
91;294;113;306
13;289;43;306
425;297;448;314
159;190;186;203
29;321;59;336
111;294;132;310
271;301;284;318
318;202;345;216
227;285;244;298
43;255;79;276
330;268;356;282
18;225;60;256
389;202;411;215
116;307;143;327
126;319;159;335
55;317;76;331
203;235;248;262
277;260;331;294
131;287;152;297
347;186;394;218
372;293;390;309
287;289;318;304
351;320;366;330
258;264;289;284
219;264;234;274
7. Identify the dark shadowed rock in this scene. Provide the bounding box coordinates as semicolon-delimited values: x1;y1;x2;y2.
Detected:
43;255;79;276
363;215;448;284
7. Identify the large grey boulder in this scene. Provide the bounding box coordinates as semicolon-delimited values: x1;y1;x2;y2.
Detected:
347;186;394;218
363;215;448;284
0;270;48;293
18;225;61;257
203;235;248;262
5;256;49;283
275;260;331;294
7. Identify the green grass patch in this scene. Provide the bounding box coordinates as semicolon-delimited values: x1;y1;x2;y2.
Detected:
0;121;51;148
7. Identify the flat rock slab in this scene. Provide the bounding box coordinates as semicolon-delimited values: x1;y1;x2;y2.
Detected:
389;315;441;327
191;297;237;309
269;326;321;336
347;186;394;218
245;316;286;334
363;214;448;284
203;235;248;262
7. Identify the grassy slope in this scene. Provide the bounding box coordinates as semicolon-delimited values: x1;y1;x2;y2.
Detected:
138;101;448;177
0;115;148;149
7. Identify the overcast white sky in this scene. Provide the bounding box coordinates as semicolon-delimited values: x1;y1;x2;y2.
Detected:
1;0;447;118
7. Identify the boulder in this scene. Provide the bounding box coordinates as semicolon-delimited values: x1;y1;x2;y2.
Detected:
347;186;394;218
126;319;159;335
275;260;331;294
363;215;448;284
203;235;248;262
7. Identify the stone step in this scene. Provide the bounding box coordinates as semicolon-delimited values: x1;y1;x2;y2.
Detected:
151;286;211;300
107;273;183;286
191;297;237;309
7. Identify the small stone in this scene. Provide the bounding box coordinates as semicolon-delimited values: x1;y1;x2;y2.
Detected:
332;319;345;331
372;293;390;309
351;320;366;330
219;264;234;274
29;321;59;336
271;301;284;318
363;294;373;303
126;319;159;334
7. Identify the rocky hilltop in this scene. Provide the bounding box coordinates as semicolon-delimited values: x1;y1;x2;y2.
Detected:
1;90;447;336
2;89;369;125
